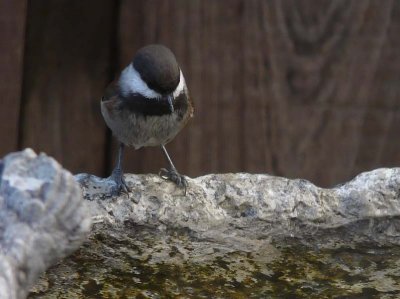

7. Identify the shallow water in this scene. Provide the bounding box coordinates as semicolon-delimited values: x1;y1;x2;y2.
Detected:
29;225;400;298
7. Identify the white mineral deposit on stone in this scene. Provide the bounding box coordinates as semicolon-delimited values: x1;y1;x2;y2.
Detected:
6;175;44;191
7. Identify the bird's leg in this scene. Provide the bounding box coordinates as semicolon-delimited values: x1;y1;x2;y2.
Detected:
159;145;188;193
110;143;129;194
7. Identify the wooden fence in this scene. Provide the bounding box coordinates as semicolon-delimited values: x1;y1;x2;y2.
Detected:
1;0;399;187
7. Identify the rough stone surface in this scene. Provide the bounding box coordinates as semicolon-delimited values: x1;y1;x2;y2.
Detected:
28;169;400;297
0;149;91;299
76;168;400;246
2;149;400;298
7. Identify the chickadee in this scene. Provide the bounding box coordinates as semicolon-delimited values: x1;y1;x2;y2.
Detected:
101;44;194;194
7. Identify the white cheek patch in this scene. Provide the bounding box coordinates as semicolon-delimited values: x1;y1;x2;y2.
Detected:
119;64;162;99
173;71;186;98
119;64;187;99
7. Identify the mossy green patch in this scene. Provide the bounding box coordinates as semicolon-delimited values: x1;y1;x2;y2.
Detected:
29;228;400;298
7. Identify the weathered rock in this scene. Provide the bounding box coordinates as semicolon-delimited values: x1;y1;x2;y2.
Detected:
76;168;400;246
31;168;400;298
2;149;399;298
0;149;91;299
28;169;400;297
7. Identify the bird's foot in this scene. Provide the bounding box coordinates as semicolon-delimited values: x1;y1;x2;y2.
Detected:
109;168;130;195
159;168;188;194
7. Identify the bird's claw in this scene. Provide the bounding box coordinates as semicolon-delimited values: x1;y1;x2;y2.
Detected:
110;168;130;195
159;168;188;194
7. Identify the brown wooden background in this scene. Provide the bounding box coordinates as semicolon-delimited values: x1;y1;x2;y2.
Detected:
1;0;399;187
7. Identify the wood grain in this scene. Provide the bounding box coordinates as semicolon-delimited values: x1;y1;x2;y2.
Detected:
262;0;398;186
115;0;400;186
1;0;398;187
0;0;26;156
20;0;117;175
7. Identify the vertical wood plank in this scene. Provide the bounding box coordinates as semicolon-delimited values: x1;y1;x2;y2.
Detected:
20;0;116;174
214;0;244;172
0;0;26;157
354;0;400;175
241;0;273;173
263;0;398;186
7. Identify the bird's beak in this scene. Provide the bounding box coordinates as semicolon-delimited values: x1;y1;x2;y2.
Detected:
167;95;174;112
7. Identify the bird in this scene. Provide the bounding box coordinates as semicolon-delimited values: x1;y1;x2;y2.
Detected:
101;44;194;195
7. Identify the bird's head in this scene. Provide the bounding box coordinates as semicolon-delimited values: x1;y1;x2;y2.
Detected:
119;44;186;112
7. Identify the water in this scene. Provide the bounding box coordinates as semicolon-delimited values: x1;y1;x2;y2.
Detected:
29;226;400;298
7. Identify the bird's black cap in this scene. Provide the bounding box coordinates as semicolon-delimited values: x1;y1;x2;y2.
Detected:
133;44;180;95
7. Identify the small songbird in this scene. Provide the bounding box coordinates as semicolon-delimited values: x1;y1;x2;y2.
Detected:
101;44;194;194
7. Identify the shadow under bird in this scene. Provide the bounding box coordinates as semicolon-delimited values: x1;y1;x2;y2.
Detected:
101;44;194;194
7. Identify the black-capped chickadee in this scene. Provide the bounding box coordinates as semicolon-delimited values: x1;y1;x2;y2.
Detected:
101;44;194;194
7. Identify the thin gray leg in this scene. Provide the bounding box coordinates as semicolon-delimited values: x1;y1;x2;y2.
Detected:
161;145;177;171
116;143;125;170
159;145;188;194
110;143;129;194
